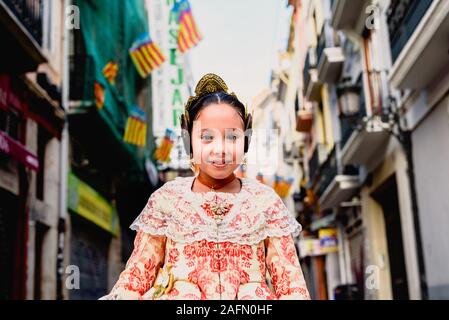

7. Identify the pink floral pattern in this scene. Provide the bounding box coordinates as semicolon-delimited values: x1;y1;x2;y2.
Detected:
99;176;310;300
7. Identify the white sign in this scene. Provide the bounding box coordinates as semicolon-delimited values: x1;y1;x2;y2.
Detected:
147;0;191;138
147;0;192;170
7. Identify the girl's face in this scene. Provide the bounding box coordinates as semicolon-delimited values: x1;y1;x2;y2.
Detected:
191;103;245;179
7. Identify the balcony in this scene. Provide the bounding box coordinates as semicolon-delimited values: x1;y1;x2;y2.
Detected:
0;0;47;72
308;143;327;183
303;48;322;102
317;23;345;84
338;80;390;171
388;0;449;90
313;144;360;211
331;0;372;35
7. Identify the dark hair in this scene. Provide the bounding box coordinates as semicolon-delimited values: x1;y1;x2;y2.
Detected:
180;92;253;157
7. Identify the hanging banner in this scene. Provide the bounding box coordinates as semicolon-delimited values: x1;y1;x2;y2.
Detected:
102;61;119;84
129;32;166;78
124;107;147;147
172;0;203;53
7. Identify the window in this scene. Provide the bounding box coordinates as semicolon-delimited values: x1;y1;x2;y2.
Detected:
36;126;49;201
0;109;24;143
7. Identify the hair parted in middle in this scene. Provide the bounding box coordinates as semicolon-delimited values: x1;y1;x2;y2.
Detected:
180;73;253;157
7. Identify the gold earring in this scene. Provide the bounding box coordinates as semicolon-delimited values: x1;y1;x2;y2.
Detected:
189;158;198;174
241;156;248;171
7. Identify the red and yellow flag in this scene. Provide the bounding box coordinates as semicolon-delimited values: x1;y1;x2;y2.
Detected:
94;81;105;110
153;129;175;163
173;0;202;53
129;32;166;78
102;61;118;84
124;107;147;147
273;175;294;198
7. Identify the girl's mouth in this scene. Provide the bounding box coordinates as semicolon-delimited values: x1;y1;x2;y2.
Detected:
212;162;227;169
208;159;231;168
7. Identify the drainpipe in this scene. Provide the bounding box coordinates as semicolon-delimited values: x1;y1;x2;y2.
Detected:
57;0;71;300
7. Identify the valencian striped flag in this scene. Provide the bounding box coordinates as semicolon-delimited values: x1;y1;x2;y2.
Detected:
273;175;294;198
102;61;118;84
153;129;175;163
123;107;147;147
94;81;105;110
173;0;202;53
129;32;166;78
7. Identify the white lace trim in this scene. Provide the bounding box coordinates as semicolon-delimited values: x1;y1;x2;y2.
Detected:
130;176;302;245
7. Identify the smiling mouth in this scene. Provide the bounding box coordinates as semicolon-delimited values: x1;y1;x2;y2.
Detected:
208;159;233;166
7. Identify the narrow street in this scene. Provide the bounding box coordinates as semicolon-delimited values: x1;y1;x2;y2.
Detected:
0;0;448;301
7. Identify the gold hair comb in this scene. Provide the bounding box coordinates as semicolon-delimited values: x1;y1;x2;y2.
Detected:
183;73;249;126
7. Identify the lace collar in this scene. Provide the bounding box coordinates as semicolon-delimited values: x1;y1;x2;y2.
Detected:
130;176;302;245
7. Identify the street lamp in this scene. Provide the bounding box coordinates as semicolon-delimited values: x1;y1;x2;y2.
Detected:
337;84;361;117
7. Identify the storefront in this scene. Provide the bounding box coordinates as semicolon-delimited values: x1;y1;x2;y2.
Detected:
67;172;119;300
299;225;340;300
0;74;40;299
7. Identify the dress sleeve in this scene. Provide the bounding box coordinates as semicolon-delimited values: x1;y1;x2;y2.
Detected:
263;189;309;299
99;231;166;300
99;188;169;300
264;235;310;300
263;188;302;238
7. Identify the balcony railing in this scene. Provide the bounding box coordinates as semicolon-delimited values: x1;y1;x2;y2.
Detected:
308;143;328;184
315;146;338;197
309;144;320;182
317;22;337;65
303;47;322;101
3;0;43;46
316;21;344;84
316;29;326;68
303;49;315;91
387;0;433;63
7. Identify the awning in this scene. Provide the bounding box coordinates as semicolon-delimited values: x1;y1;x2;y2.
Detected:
0;130;39;171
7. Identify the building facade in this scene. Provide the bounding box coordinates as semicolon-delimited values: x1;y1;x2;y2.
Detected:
291;0;449;300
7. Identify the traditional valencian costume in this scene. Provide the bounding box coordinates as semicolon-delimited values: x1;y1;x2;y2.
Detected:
100;74;310;300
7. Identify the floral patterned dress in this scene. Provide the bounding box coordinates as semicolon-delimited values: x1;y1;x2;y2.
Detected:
100;176;310;300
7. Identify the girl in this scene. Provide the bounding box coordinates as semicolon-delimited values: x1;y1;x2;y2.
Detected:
100;73;310;300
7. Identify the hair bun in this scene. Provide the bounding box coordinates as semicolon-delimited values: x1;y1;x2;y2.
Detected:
185;73;229;112
194;73;229;96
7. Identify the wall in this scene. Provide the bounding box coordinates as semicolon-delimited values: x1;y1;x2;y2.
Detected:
412;95;449;299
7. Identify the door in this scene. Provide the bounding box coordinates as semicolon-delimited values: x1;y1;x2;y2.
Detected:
372;175;409;300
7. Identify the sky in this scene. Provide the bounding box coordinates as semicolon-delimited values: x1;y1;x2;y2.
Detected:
188;0;293;104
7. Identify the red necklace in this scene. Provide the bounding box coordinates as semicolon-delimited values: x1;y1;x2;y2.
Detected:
196;171;237;191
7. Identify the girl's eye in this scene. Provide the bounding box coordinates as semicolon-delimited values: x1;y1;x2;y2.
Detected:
227;134;238;141
201;134;213;141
